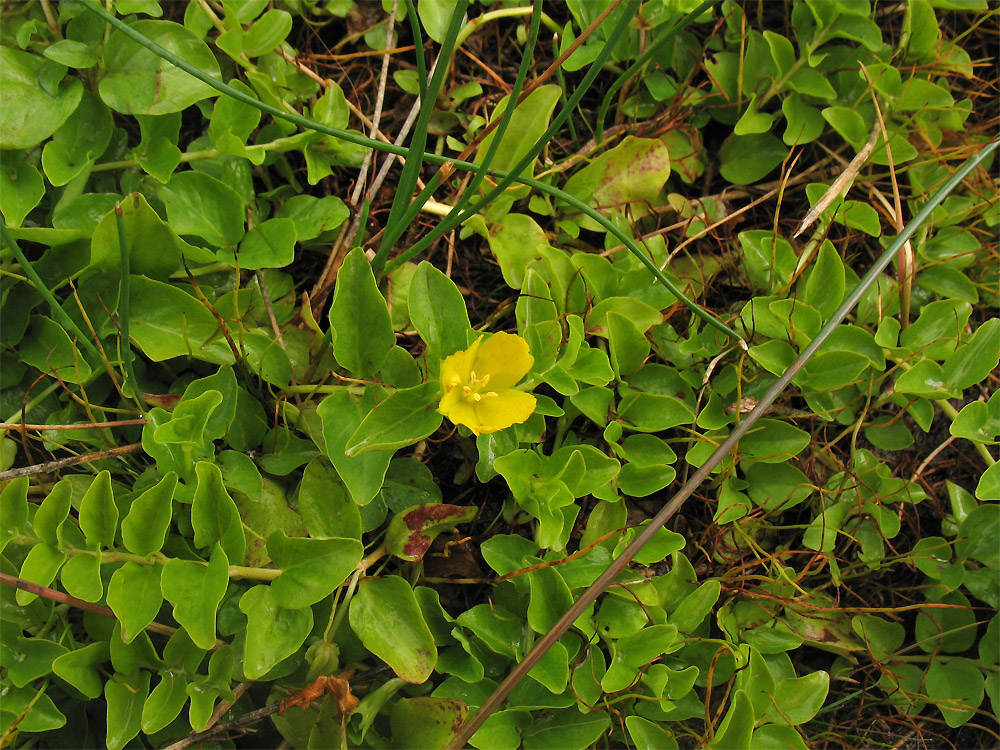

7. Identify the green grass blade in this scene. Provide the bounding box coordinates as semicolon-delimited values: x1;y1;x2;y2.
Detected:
371;0;543;272
379;1;469;260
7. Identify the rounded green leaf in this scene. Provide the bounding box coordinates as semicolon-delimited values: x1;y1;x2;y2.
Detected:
267;530;363;609
710;689;754;750
99;20;221;115
158;170;246;248
328;247;395;377
0;155;45;228
719;133;789;185
107;562;164;645
105;670;150;750
190;461;245;564
160;545;229;650
0;47;83;149
390;697;467;750
345;382;443;457
349;576;437;683
122;472;177;556
739;419;810;462
766;671;829;724
52;642;108;699
238;585;312;679
220;218;296;270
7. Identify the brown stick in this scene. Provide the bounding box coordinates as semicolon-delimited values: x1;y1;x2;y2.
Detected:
0;443;143;481
0;420;148;431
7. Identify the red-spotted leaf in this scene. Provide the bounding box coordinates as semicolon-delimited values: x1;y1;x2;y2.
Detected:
385;504;477;562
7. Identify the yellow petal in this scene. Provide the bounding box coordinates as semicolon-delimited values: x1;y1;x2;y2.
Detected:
440;335;482;388
471;389;537;434
437;385;463;416
474;332;534;390
445;400;483;435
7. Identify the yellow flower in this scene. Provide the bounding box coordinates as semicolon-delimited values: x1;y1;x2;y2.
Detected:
438;333;537;436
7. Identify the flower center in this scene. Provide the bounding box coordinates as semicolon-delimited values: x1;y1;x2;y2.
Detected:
461;371;498;403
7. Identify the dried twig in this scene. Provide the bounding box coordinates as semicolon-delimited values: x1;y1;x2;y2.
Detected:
0;443;143;481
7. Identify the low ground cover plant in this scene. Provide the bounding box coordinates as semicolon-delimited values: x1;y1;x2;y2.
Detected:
1;1;997;748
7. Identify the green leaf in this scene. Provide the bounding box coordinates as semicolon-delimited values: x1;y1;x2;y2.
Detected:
52;642;108;699
482;213;554;289
219;218;296;270
121;472;177;556
899;299;972;360
0;47;83;149
563;136;672;228
925;656;984;727
4;636;68;687
128;276;236;364
60;551;104;602
0;686;66;734
275;195;349;242
349;576;437;683
16;544;66;606
267;530;362;608
107;562;164;644
719;133;788;185
942;318;1000;391
416;0;456;43
91;192;186;280
739;419;810;462
672;580;722;633
618;391;695;432
238;584;312;679
745;462;813;511
588;297;662;336
78;470;117;548
602;625;679;692
98;20;221;115
895;359;951;397
142;670;190;734
297;456;362;540
0;476;29;555
607;311;650;377
20;315;94;385
781;92;825;146
800;350;870;391
765;671;829;724
803;241;845;319
0;152;45;228
43;39;100;68
329;247;395;377
41;90;113;186
710;689;754;750
345;382;442;456
750;724;809;750
391;697;468;750
242;9;293;56
734;96;776;136
158;170;246;248
976;462;1000;502
477;85;561;179
190;461;246;564
408;261;472;361
160;544;229;650
33;481;71;548
385;504;476;563
134;112;182;182
317;389;393;506
105;670;150;750
521;707;611;750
